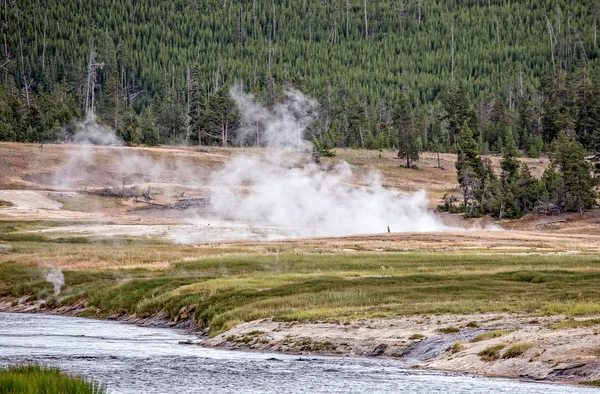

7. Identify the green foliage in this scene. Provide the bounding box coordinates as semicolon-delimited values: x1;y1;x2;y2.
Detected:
0;364;105;394
394;92;419;167
1;0;600;156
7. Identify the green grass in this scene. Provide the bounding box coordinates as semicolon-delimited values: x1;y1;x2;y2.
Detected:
471;329;518;343
3;230;600;335
0;364;105;394
409;334;427;340
502;343;533;359
478;344;507;362
450;341;464;354
549;318;600;330
438;326;460;334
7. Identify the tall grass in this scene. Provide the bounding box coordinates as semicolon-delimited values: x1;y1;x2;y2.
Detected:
3;233;600;334
0;364;105;394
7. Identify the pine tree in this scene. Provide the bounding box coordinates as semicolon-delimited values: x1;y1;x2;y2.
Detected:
551;131;596;214
141;107;160;146
456;121;484;214
394;92;418;167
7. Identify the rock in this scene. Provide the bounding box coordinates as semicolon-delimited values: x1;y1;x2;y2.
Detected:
368;344;388;357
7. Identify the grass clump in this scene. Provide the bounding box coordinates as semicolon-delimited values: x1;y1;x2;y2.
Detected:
0;364;105;394
502;343;533;358
450;341;464;354
409;334;427;340
549;318;600;330
471;329;517;343
465;321;479;328
437;326;460;334
478;344;506;361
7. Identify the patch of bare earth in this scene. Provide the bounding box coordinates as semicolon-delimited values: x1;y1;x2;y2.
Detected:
205;313;600;384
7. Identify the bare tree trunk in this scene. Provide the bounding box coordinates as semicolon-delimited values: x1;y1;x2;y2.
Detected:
363;0;368;40
546;15;556;73
17;10;30;108
272;0;276;41
519;67;524;100
346;0;349;37
595;0;599;48
42;10;47;70
418;0;422;26
451;23;455;82
85;40;96;114
186;65;191;137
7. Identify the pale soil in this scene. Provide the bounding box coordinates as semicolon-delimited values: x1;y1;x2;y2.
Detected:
204;313;600;384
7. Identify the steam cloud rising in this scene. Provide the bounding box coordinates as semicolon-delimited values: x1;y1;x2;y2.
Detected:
45;268;65;296
205;89;448;238
47;90;449;241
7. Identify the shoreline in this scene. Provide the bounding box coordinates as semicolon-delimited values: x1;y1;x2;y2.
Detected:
2;298;600;388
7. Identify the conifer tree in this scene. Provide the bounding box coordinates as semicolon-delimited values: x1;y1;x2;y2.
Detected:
456;121;484;213
394;92;418;167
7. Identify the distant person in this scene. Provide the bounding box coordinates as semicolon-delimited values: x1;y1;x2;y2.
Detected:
387;225;390;233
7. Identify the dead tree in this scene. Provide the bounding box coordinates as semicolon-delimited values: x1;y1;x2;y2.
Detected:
84;39;104;115
363;0;368;40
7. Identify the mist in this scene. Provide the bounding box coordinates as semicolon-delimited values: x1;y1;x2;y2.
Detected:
204;89;448;238
45;91;450;241
45;268;64;296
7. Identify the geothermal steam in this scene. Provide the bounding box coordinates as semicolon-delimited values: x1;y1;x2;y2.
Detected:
45;268;65;296
206;90;447;238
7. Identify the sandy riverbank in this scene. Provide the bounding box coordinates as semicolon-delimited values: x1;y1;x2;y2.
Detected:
3;296;600;386
201;313;600;385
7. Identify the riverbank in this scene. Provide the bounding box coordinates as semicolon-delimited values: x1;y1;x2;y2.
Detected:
3;298;600;387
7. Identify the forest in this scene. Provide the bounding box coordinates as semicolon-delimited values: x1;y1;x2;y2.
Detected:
0;0;598;218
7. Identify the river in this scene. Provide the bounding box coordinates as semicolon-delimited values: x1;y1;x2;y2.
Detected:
0;313;597;394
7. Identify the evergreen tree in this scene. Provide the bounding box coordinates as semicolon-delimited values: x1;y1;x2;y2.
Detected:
141;107;160;146
394;93;418;167
551;131;596;214
455;121;484;214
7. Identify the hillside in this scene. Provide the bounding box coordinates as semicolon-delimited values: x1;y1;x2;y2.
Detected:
3;0;598;105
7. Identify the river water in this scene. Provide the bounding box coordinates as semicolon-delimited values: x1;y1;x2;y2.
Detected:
0;313;597;394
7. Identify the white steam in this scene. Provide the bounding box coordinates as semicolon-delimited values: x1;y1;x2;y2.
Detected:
45;268;64;296
205;89;448;238
72;114;123;146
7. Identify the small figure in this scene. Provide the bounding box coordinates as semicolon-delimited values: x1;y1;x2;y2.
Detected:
387;225;391;234
39;143;44;149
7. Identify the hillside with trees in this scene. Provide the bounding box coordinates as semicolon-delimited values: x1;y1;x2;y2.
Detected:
0;0;598;217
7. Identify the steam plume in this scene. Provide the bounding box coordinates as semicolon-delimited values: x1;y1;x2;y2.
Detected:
45;268;65;296
205;89;448;238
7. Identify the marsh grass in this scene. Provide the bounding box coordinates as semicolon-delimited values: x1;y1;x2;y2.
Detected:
450;341;464;354
502;343;533;358
3;233;600;335
0;364;105;394
549;318;600;330
471;329;518;343
478;344;507;361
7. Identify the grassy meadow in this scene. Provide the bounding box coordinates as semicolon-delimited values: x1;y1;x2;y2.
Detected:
2;220;600;335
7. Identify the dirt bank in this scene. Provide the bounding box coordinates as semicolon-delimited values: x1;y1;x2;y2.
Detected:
203;313;600;385
3;296;600;386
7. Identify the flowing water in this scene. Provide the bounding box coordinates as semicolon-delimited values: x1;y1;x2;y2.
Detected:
0;313;597;394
